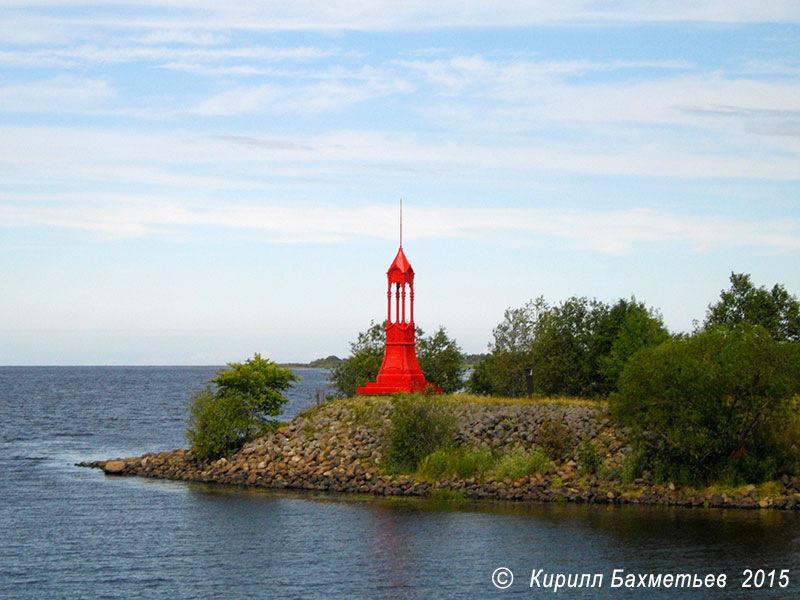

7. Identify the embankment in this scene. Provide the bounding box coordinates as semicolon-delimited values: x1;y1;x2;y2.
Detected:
80;396;800;509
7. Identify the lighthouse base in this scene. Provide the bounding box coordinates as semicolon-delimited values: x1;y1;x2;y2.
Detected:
356;323;442;395
357;376;441;395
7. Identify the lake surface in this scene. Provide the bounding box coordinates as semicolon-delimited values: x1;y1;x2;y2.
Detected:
1;366;799;599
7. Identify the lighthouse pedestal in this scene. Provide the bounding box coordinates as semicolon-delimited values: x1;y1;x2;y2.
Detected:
357;322;431;394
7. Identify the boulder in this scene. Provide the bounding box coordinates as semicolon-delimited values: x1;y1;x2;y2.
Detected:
103;460;126;474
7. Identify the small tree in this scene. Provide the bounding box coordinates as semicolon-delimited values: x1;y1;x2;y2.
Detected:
187;353;298;462
532;296;607;397
598;299;670;395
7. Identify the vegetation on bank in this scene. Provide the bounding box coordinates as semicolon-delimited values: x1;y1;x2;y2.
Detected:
187;354;297;461
611;324;800;485
377;395;581;483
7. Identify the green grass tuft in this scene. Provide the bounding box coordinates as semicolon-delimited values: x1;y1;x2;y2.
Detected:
492;448;551;481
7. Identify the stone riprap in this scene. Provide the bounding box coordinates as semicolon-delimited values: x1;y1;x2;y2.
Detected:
79;397;800;510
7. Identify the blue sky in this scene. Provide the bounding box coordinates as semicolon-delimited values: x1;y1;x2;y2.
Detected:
2;2;799;364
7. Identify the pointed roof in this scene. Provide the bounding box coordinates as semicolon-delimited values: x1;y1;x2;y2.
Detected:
387;246;414;284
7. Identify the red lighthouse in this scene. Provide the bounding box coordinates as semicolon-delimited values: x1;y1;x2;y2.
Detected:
356;242;440;395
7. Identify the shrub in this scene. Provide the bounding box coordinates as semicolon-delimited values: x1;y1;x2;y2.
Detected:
381;396;455;474
186;354;297;462
536;419;572;461
577;440;603;474
492;448;551;481
210;353;298;417
619;449;647;485
610;325;800;484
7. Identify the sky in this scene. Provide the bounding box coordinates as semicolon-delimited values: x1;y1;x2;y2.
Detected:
1;1;799;365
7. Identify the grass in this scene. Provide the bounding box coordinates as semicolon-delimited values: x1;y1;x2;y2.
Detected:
698;479;783;500
417;447;494;481
346;392;602;409
492;448;551;481
416;445;552;483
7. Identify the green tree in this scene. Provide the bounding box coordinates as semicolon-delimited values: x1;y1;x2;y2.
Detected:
468;350;533;397
598;299;670;395
328;321;385;397
490;297;547;353
417;326;466;393
469;296;669;398
187;353;298;462
467;298;544;396
704;272;800;341
329;322;465;396
610;325;800;484
532;296;607;396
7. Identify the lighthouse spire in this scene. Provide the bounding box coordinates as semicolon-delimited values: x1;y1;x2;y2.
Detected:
399;198;403;248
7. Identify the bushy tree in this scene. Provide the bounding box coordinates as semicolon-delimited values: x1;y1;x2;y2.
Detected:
328;321;385;397
417;326;466;393
532;296;607;397
187;354;298;462
490;297;547;353
468;350;533;397
610;325;800;484
329;322;465;396
468;296;667;397
704;272;800;341
598;299;670;395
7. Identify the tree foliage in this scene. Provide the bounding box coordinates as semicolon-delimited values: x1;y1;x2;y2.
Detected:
328;322;385;397
704;272;800;341
329;321;466;396
610;325;800;484
187;354;298;462
468;296;668;397
417;326;466;393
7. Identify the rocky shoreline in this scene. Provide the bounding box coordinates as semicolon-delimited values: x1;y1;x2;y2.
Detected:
80;396;800;510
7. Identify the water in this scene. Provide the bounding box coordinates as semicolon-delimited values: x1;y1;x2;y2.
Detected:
1;367;799;599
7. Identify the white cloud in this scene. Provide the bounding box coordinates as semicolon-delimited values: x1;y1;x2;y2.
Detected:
0;123;797;200
191;71;413;115
0;76;114;111
2;193;798;253
3;1;798;32
0;44;337;69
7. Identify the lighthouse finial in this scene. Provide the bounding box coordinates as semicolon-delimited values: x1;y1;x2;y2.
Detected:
400;198;403;248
